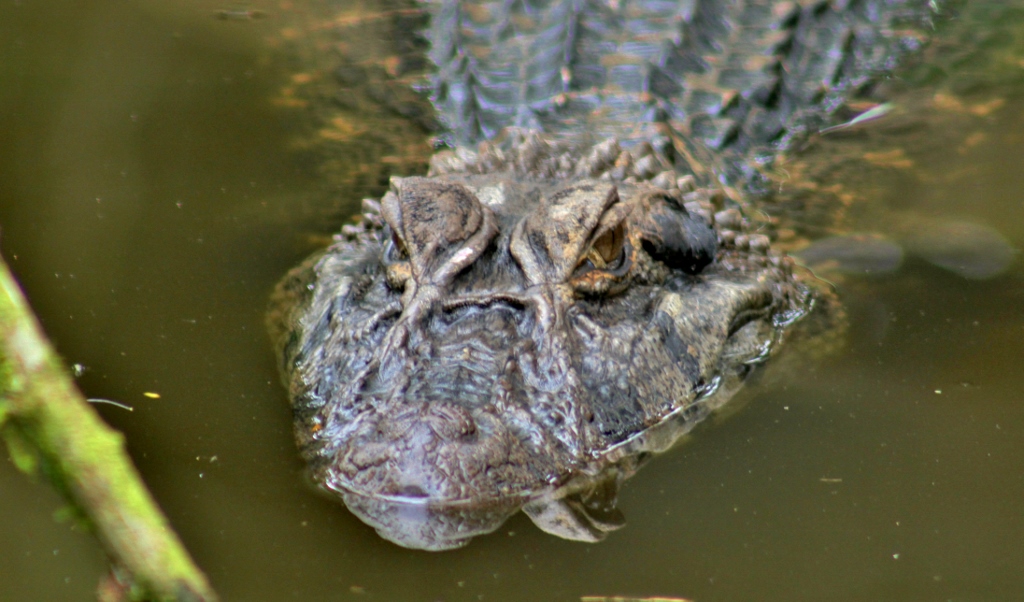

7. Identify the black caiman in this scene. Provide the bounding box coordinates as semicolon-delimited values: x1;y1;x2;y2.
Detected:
268;0;964;550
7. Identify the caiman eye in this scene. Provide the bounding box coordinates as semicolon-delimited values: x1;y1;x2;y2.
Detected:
576;222;627;274
510;180;634;291
592;222;625;266
383;226;412;290
385;226;409;262
573;258;597;276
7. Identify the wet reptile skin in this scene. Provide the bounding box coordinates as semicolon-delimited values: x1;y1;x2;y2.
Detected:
429;0;939;186
269;0;946;549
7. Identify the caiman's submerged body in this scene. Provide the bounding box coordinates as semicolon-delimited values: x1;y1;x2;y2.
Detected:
269;0;946;549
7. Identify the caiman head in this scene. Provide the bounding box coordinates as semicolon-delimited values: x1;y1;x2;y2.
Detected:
269;133;806;550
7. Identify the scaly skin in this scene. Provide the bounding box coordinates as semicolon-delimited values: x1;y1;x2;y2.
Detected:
269;0;950;549
429;0;941;186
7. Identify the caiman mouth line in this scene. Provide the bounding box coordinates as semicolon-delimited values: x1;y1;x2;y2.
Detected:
324;481;539;508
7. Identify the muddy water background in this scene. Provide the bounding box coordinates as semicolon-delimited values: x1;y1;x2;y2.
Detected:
2;1;1023;600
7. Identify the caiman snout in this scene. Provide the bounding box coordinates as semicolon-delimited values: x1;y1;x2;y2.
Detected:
321;379;548;551
326;373;551;504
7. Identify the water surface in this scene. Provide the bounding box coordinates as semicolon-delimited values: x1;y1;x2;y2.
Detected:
1;1;1023;600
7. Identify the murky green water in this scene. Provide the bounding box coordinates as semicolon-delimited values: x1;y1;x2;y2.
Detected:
2;1;1023;600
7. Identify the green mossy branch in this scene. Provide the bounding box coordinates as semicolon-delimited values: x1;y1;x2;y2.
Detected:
0;255;217;602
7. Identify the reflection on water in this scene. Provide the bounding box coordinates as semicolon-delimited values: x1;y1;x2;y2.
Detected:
1;0;1023;600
